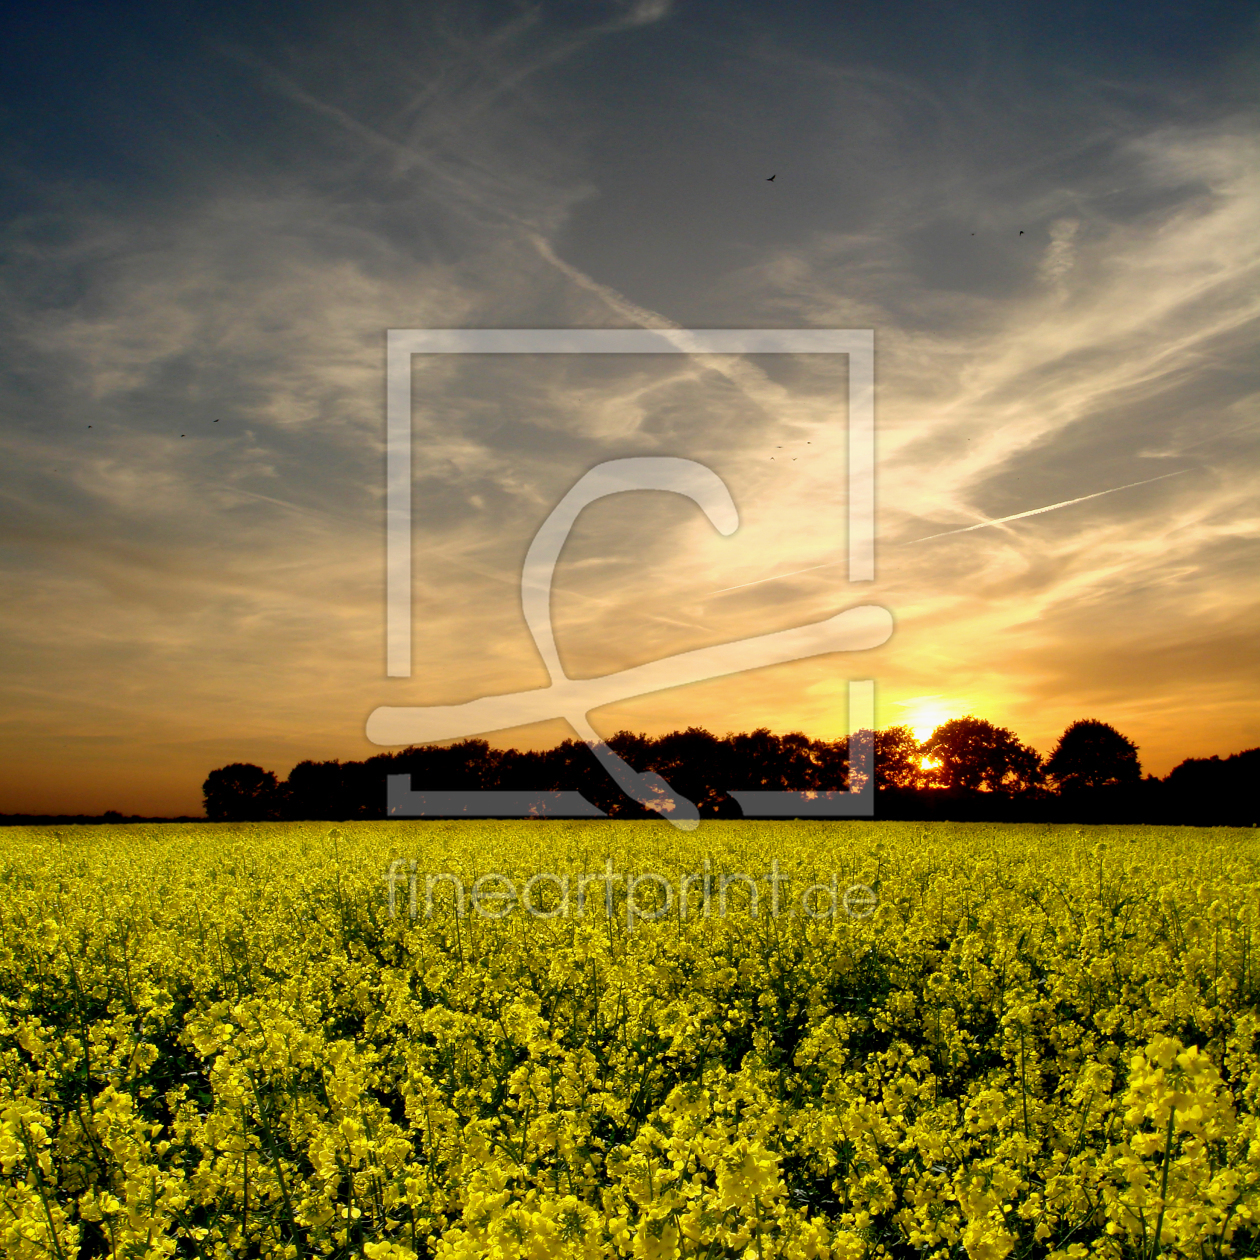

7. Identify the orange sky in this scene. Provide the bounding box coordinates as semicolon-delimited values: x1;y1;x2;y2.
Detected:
1;3;1258;815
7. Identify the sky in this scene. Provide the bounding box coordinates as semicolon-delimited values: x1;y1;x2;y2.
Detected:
1;0;1258;815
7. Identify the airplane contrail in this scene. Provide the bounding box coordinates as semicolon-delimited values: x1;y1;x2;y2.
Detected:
709;560;841;595
705;466;1194;596
903;468;1193;543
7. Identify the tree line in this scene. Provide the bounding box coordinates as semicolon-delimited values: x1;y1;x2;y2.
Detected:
203;716;1258;827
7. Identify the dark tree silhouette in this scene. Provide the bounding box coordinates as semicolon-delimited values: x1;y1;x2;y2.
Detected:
204;722;1253;827
1046;719;1141;791
875;725;924;791
1164;747;1259;825
202;763;283;822
728;728;790;789
641;726;734;816
283;759;374;820
1167;747;1259;792
776;731;828;786
811;734;853;792
921;716;1043;794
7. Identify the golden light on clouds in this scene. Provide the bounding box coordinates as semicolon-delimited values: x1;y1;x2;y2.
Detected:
0;5;1257;815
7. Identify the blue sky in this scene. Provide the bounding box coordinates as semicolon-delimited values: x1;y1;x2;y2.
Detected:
2;0;1258;813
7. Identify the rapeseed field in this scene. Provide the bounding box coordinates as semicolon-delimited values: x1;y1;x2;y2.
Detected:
1;820;1258;1260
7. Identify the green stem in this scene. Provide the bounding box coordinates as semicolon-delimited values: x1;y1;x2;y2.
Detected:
246;1070;304;1257
1019;1023;1031;1144
17;1119;69;1260
1150;1106;1177;1260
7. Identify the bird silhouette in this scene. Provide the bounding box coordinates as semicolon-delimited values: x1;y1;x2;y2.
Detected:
1019;230;1024;235
766;174;775;181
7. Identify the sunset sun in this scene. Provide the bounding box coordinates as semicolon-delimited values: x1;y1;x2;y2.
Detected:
898;697;964;744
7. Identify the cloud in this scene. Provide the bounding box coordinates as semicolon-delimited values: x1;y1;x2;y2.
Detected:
0;6;1257;811
694;118;1260;767
621;0;675;26
1037;217;1079;289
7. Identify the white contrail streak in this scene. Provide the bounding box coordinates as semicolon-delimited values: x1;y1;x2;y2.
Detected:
704;466;1194;597
903;468;1193;543
709;561;841;595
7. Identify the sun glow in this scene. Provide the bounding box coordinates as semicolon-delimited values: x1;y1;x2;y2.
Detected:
897;696;964;743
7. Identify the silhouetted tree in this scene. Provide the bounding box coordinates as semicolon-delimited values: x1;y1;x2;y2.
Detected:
539;738;641;816
811;735;852;791
606;730;654;769
642;727;735;816
1164;747;1259;825
776;731;828;786
874;725;924;791
922;716;1043;794
1046;719;1141;791
284;759;372;820
202;763;283;822
728;728;787;789
205;717;1260;827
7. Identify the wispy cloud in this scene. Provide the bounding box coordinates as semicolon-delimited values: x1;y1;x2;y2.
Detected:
0;4;1257;810
620;0;676;28
1037;217;1079;290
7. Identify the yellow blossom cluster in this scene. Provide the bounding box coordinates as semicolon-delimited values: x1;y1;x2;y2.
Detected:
0;819;1258;1259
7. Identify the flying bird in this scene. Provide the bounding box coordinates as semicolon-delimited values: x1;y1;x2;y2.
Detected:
766;174;775;181
1019;230;1024;235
